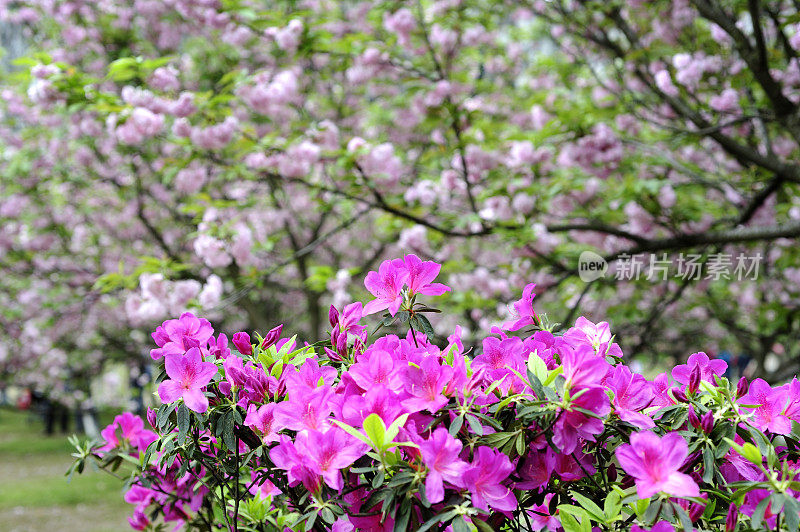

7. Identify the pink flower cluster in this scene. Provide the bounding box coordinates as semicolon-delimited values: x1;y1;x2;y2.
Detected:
93;257;800;531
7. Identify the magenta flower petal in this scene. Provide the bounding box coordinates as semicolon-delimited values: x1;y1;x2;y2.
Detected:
183;388;209;413
158;380;184;404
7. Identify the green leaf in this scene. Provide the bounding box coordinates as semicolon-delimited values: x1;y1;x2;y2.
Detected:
557;508;587;532
783;496;800;531
465;414;484;436
569;491;605;522
603;491;622;521
673;501;693;532
449;414;464;436
473;519;495;532
177;403;190;442
330;420;372;447
384;413;410;445
450;517;470;532
417;510;457;532
363;413;387;449
750;493;771;530
527;353;549;383
702;447;715;483
222;410;236;450
481;431;515;448
415;313;435;338
543;366;563;386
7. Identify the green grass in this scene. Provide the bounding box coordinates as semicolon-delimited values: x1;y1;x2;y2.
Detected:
0;406;132;531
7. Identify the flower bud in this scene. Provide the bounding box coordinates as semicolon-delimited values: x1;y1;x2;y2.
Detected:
146;407;157;430
353;337;365;357
336;331;348;356
701;411;714;433
261;324;283;349
328;305;339;328
689;495;707;522
736;376;749;399
607;463;617;482
231;332;252;356
323;346;342;361
688;365;701;394
671;387;688;403
688;405;700;428
725;504;738;532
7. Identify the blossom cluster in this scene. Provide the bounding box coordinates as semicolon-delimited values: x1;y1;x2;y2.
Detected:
74;257;800;531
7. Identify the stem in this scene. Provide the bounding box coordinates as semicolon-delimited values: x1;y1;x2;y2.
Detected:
232;434;240;532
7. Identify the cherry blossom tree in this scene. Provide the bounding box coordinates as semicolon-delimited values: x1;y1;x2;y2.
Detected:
2;0;800;408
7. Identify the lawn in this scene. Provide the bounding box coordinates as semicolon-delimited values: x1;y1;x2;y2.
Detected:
0;406;132;531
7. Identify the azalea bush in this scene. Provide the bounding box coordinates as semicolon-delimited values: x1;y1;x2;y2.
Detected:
73;256;800;531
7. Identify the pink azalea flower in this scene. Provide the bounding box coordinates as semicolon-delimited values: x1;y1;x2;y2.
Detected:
330;301;366;338
150;312;214;360
503;282;537;331
671;352;727;385
401;355;454;412
283;358;338;391
273;385;335;432
554;449;596;481
563;316;612;349
207;333;230;360
615;431;700;499
553;386;610;454
269;435;322;492
339;385;405;427
527;493;560;531
516;449;556;490
463;446;517;512
128;507;150;530
419;428;469;503
362;258;408;316
782;377;800;422
606;365;655;429
561;344;611;390
473;336;525;372
296;428;369;490
399;254;450;296
348;349;402;392
738;378;791;434
248;472;281;499
244;403;281;443
157;347;218;413
271;429;368;492
223;356;278;405
100;412;157;452
649;373;673;408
